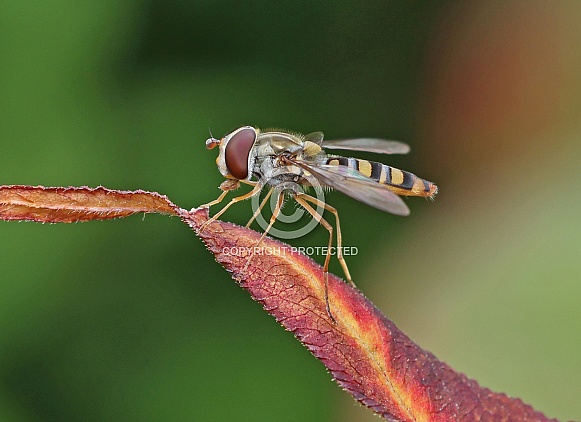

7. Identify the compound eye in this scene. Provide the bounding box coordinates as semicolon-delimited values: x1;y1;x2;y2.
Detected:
224;127;256;180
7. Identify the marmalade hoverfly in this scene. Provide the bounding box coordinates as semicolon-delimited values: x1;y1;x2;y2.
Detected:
202;126;437;318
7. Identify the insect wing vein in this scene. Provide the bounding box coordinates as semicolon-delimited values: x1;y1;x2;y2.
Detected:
321;138;410;155
289;159;410;216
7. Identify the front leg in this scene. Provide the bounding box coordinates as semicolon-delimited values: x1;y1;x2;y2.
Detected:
199;180;262;233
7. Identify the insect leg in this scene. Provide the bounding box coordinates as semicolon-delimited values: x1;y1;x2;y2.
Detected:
201;190;229;209
295;193;353;287
242;190;285;273
293;193;336;323
199;181;261;233
245;187;274;228
200;179;239;210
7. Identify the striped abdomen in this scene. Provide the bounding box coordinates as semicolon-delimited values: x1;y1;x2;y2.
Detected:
325;157;437;198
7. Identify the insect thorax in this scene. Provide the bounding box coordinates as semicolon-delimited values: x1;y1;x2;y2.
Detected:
252;156;303;186
252;153;323;190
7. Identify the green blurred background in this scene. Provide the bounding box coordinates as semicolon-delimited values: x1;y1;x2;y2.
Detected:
1;1;580;421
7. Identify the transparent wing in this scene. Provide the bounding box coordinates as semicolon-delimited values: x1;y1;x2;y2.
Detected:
304;131;324;144
288;158;410;216
321;138;410;155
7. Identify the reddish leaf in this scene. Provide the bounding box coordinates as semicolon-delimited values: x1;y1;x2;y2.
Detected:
0;185;560;420
0;185;179;222
182;207;558;422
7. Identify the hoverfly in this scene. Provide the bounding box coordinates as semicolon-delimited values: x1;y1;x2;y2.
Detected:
202;126;437;318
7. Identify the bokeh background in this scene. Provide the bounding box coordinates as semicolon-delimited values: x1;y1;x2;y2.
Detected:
1;1;580;421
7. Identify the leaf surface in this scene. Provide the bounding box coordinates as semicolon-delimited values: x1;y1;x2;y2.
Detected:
0;185;559;421
182;207;558;422
0;185;179;222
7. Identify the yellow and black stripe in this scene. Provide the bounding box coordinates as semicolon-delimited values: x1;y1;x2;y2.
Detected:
325;157;437;198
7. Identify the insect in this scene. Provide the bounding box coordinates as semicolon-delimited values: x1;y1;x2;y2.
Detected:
202;126;437;319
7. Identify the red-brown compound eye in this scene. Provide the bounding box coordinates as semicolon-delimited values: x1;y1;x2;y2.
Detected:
224;127;256;180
